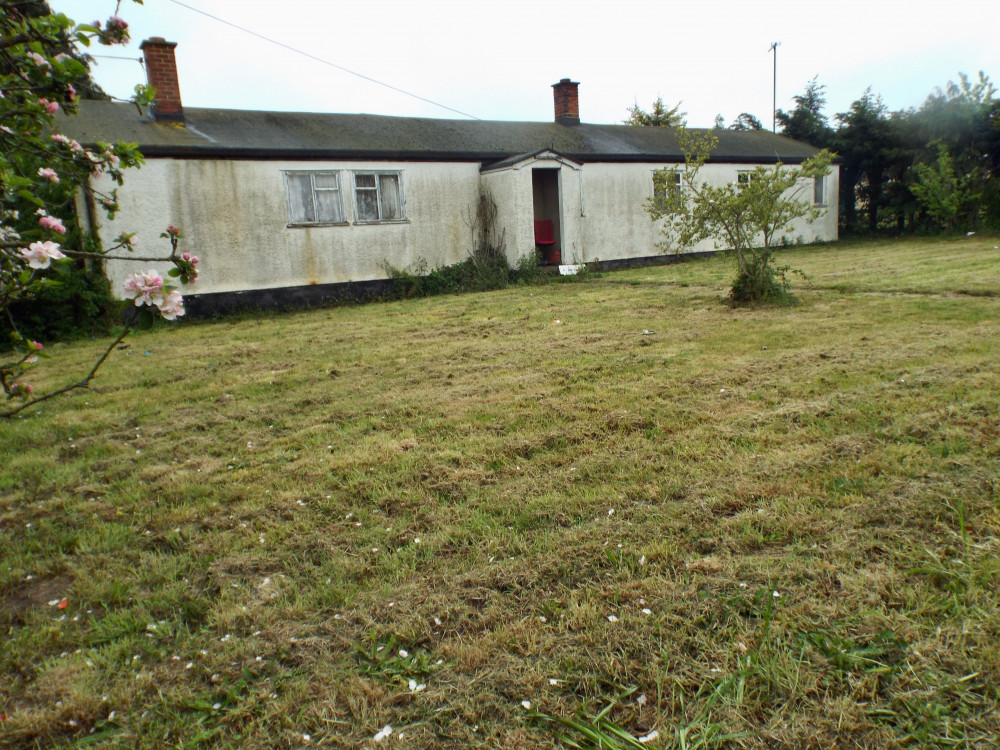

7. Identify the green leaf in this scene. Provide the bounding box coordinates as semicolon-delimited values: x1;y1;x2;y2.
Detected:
15;190;45;207
136;309;155;330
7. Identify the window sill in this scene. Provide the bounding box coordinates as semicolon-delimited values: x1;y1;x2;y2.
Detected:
287;221;350;228
353;219;410;226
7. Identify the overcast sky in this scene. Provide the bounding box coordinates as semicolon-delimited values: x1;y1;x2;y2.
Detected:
53;0;1000;128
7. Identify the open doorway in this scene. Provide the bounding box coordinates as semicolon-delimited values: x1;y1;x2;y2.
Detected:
532;168;561;264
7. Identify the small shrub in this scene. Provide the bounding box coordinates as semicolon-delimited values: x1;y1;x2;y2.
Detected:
728;255;796;306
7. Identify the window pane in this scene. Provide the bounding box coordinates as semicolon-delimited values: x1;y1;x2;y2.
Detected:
379;174;401;220
286;173;314;223
356;188;379;221
315;188;343;223
814;176;825;204
355;173;376;189
314;172;339;189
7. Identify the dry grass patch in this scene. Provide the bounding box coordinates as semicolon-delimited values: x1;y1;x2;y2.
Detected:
2;237;999;748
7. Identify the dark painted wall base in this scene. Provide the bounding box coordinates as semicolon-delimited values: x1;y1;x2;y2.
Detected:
592;249;718;272
184;278;396;317
182;250;720;318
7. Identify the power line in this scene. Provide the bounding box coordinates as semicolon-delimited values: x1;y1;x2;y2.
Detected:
164;0;481;120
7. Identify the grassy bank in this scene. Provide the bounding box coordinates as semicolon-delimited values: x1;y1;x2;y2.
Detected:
2;236;999;748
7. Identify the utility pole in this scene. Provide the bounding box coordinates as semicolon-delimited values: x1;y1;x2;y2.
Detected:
769;41;780;133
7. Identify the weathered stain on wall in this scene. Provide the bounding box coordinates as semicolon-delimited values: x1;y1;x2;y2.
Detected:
91;156;839;300
93;159;482;297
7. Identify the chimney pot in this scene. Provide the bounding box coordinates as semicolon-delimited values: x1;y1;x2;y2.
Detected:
552;78;580;125
140;37;183;121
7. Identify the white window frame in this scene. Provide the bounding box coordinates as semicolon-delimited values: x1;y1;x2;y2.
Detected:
352;170;407;224
653;170;683;204
813;175;827;205
283;170;347;227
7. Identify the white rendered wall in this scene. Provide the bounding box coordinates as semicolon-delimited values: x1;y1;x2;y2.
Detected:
578;162;840;261
91;158;481;297
91;156;839;298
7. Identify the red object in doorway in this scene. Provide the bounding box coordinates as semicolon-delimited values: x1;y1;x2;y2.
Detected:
534;220;561;263
534;220;556;246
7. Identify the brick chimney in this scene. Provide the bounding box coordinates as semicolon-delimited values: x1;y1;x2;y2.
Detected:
140;37;183;121
552;78;580;125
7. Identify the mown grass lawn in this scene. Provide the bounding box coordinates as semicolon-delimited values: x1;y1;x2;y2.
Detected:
2;236;999;749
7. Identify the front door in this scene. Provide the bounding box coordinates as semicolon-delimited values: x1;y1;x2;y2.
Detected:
532;168;561;264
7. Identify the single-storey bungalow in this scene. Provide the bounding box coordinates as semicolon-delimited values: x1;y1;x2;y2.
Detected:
61;38;838;312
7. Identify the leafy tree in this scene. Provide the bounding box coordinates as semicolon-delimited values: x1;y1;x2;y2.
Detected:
625;96;687;127
910;72;1000;228
729;112;764;131
834;89;895;233
776;76;834;147
909;143;969;230
1;0;200;417
647;127;832;304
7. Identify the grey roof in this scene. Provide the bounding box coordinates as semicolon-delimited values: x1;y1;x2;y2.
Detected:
60;101;823;164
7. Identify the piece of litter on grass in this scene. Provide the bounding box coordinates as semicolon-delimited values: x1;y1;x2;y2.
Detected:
521;700;531;710
638;729;660;744
773;590;780;598
639;555;646;565
549;678;558;685
636;694;648;705
641;329;656;335
398;649;408;658
607;615;619;623
212;702;221;710
302;734;311;743
373;725;392;742
641;608;652;615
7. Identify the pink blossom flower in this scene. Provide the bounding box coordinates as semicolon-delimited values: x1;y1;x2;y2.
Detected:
122;270;165;307
38;215;67;234
11;382;33;398
157;289;185;320
66;83;77;101
51;134;69;144
38;98;59;114
26;51;51;68
166;225;180;237
20;241;65;269
28;340;43;351
38;167;60;183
